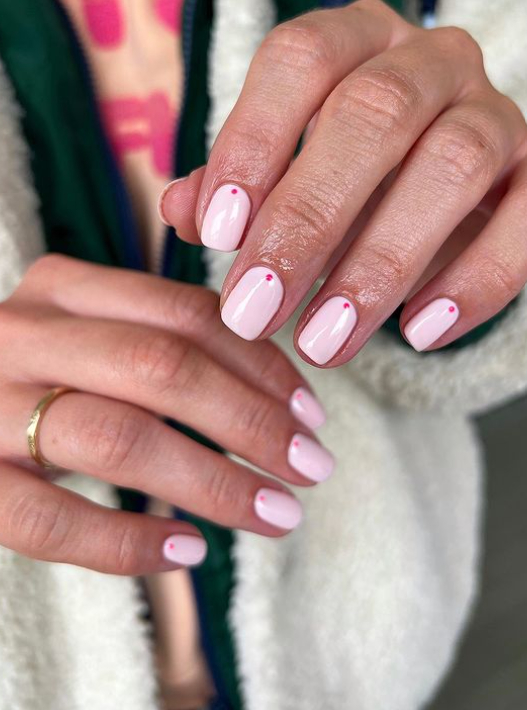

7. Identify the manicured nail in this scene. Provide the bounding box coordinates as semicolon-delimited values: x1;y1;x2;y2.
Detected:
404;298;459;352
289;387;326;429
201;184;251;251
157;177;187;226
254;488;303;530
221;267;283;340
298;296;357;365
163;534;208;566
288;433;335;483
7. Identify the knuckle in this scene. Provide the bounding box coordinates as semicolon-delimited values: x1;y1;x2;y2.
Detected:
360;241;410;290
422;121;498;188
271;189;335;250
330;67;422;140
262;19;336;73
114;525;142;575
80;406;146;474
250;345;297;392
434;26;483;67
165;285;220;335
123;331;196;396
236;396;277;448
24;253;69;280
220;118;284;167
10;492;70;558
478;254;524;303
204;462;240;511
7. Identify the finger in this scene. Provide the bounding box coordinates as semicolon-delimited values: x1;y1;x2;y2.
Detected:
295;90;526;365
16;255;324;423
0;386;306;534
195;0;406;251
2;318;334;486
400;153;527;351
158;167;205;243
0;461;208;575
218;28;484;341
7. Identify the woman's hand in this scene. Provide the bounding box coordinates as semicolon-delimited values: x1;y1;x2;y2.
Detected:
159;0;527;365
0;255;331;575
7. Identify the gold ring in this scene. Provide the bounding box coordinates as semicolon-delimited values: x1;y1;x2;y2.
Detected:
27;387;76;469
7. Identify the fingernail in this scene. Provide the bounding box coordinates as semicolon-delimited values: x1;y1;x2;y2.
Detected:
221;267;283;340
289;387;326;429
404;298;459;352
288;433;335;483
201;184;251;251
157;177;187;226
163;534;208;566
298;296;357;365
254;488;303;530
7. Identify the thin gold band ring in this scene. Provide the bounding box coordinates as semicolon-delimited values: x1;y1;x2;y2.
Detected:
27;387;76;469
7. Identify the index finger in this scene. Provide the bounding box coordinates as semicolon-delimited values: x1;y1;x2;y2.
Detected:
193;1;407;251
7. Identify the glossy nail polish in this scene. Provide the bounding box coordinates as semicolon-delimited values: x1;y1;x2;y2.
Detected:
404;298;459;352
298;296;357;365
221;267;284;340
289;387;326;429
201;184;251;251
254;488;303;530
288;433;335;483
163;534;208;566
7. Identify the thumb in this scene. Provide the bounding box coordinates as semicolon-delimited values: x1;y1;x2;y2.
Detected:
158;166;206;244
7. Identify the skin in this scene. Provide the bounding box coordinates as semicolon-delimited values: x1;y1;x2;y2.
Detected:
160;0;527;365
0;255;317;575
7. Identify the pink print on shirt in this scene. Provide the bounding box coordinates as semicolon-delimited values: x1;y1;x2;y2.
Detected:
154;0;183;34
101;93;177;177
82;0;125;48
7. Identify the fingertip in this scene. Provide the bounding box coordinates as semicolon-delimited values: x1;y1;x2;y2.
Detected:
157;167;205;243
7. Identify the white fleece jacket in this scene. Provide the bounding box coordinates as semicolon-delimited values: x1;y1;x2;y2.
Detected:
0;2;526;710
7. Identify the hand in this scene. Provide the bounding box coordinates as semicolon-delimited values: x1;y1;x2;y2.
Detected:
0;255;332;575
159;0;527;365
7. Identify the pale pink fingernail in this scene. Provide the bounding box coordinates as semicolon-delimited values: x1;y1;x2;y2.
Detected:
404;298;459;352
157;177;187;225
288;433;335;483
201;184;251;251
298;296;357;365
289;387;326;429
254;488;303;530
221;267;283;340
163;534;207;566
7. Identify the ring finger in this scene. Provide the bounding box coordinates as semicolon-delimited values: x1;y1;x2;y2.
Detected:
1;385;305;535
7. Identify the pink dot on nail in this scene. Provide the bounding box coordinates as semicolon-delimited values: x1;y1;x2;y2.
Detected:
293;440;299;447
449;306;456;312
231;188;238;194
168;543;175;550
259;495;266;502
266;274;273;281
296;392;302;399
343;302;350;309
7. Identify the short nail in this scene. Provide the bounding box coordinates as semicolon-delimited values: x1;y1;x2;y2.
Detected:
254;488;303;530
157;177;187;226
298;296;358;365
404;298;459;352
201;184;251;251
221;267;284;340
289;387;326;429
288;433;335;483
163;534;208;566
